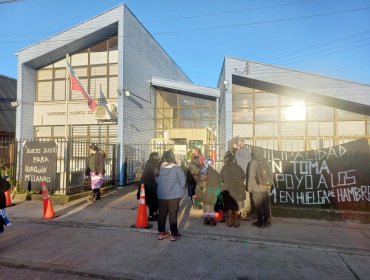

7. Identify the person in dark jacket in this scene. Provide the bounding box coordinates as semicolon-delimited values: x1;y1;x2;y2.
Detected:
155;150;186;242
220;153;246;227
87;144;105;202
0;176;11;233
137;152;160;221
201;159;222;226
187;155;203;209
247;146;272;228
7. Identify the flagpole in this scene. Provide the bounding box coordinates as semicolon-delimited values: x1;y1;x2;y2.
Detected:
65;54;69;140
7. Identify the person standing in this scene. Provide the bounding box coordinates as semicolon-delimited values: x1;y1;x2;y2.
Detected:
156;150;186;241
201;159;222;226
137;152;160;221
235;139;252;220
247;146;272;228
220;153;246;227
187;155;203;209
231;143;238;156
87;144;105;202
0;176;11;234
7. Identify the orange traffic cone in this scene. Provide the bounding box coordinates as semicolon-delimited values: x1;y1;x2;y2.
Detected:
131;183;153;229
5;190;15;207
218;209;225;223
41;181;58;219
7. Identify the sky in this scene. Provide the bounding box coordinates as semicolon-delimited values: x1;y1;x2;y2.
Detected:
0;0;370;87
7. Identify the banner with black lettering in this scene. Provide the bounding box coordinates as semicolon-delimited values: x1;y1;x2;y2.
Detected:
247;138;370;210
22;142;58;191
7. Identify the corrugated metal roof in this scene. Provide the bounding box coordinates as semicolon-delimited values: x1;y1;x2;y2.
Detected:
0;75;17;135
151;76;220;99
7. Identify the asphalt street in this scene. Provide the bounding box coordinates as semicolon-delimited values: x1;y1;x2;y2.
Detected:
1;185;369;280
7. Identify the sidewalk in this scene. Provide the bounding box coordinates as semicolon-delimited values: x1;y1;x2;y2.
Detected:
6;185;370;254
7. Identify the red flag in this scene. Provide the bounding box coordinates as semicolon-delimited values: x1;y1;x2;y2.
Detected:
65;60;97;112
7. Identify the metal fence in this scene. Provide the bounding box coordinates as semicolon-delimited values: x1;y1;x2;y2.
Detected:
124;143;225;184
123;135;370;184
0;138;119;195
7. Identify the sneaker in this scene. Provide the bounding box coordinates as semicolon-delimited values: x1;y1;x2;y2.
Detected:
170;233;182;242
252;221;266;228
157;232;170;240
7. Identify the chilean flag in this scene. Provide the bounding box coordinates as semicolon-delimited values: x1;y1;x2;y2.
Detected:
65;60;97;112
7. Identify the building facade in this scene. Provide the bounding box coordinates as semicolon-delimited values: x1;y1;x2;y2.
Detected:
16;4;197;185
15;4;370;186
218;57;370;151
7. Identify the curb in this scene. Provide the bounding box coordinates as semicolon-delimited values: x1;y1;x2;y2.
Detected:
11;185;117;205
271;205;370;224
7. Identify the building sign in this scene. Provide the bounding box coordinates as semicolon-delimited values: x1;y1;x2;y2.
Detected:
247;138;370;210
22;142;58;191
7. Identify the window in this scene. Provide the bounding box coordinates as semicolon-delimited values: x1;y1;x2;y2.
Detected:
233;109;253;123
255;91;278;107
280;95;303;106
54;80;66;101
53;126;66;137
281;122;305;136
71;49;88;66
38;69;52;80
36;36;118;101
90;40;108;65
281;103;306;121
232;93;253;108
337;109;366;120
233;124;253;138
37;81;52;101
307;122;334;136
255;108;278;122
338;121;365;135
255;123;279;136
307;106;334;121
36;126;52;138
155;89;216;137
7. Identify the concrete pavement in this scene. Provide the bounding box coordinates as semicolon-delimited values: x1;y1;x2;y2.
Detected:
1;185;369;280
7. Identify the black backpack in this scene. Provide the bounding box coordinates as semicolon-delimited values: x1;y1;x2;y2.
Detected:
256;159;273;190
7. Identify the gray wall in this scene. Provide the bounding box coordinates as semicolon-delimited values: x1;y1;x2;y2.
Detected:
117;6;191;185
16;65;35;139
120;6;191;146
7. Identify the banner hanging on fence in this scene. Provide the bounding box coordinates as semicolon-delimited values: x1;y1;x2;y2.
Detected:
246;138;370;210
22;142;58;191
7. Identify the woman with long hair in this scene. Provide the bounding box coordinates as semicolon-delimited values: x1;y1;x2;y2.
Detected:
138;152;160;221
155;150;186;241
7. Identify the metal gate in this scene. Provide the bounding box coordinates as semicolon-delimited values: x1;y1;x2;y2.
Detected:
0;138;119;195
